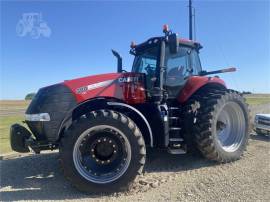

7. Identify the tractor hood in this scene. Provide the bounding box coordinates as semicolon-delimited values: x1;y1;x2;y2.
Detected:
25;72;146;142
63;72;146;104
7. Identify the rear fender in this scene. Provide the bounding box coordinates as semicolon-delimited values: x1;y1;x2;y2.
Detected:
178;76;226;103
107;102;153;147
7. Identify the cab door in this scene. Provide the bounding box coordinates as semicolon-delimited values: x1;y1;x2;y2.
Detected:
164;47;192;98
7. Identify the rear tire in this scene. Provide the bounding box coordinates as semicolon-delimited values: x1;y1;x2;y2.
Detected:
59;110;146;193
190;89;250;162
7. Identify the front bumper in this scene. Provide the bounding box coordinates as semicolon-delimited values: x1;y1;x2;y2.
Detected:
10;124;57;153
254;123;270;132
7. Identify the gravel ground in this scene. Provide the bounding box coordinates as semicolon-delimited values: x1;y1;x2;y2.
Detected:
0;134;269;202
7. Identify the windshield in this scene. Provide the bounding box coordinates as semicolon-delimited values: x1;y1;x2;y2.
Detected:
132;47;159;90
132;47;158;74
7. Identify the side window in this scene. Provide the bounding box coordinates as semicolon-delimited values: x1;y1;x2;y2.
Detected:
132;54;157;90
165;47;190;87
139;57;157;74
190;50;202;75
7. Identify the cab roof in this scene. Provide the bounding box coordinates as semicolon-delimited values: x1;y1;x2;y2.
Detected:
132;36;202;54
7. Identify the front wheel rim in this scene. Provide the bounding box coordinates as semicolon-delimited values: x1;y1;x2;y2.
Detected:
216;101;246;152
73;125;131;184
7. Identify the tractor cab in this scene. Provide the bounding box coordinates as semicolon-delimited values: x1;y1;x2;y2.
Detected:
130;25;203;101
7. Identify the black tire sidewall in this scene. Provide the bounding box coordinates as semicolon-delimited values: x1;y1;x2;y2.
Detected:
60;112;145;193
210;93;249;160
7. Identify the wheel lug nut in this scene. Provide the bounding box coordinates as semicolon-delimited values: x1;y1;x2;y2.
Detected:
107;160;110;163
109;140;112;143
91;149;94;152
98;139;101;143
92;155;95;158
101;161;104;164
114;150;116;153
113;145;116;148
103;138;106;141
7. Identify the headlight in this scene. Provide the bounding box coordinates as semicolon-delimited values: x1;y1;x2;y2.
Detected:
25;113;51;121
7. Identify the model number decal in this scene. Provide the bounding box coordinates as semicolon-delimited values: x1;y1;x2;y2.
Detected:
76;79;114;94
76;77;140;94
76;86;88;94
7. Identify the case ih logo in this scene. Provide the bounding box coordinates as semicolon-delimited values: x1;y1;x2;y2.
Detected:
118;77;139;83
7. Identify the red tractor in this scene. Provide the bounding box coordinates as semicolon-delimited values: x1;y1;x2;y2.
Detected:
10;26;250;193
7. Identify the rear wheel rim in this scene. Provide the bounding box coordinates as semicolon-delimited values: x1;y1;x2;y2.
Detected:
73;125;131;184
216;102;246;152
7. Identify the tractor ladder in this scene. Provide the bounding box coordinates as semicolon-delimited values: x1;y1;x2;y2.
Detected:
167;106;186;154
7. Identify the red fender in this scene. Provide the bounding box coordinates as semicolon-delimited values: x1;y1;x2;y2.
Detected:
178;76;226;103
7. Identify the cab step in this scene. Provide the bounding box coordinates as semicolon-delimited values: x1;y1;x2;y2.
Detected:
169;138;184;142
169;107;179;110
169;127;181;131
168;148;186;154
169;117;179;120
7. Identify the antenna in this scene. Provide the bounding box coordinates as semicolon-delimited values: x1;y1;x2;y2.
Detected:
193;7;196;40
189;0;193;40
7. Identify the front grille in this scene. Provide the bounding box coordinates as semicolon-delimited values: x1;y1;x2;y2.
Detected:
258;118;270;126
26;83;77;141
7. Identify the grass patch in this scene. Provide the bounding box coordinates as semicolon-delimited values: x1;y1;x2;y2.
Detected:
0;100;30;110
0;100;29;154
244;97;270;106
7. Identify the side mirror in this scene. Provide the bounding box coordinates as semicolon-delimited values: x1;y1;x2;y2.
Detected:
111;49;123;73
168;33;178;54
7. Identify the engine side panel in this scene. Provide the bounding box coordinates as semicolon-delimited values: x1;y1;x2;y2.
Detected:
64;73;146;105
178;76;226;103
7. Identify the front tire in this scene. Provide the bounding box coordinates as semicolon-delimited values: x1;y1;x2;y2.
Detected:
59;110;146;193
191;89;250;162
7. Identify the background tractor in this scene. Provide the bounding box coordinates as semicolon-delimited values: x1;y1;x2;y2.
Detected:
10;25;250;193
